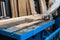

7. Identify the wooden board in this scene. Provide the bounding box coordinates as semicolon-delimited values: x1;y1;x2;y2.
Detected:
10;0;15;18
6;20;42;32
39;0;47;14
26;0;31;15
18;0;27;16
1;1;6;17
10;0;18;18
2;2;6;17
1;2;4;16
0;14;42;28
28;0;37;15
14;0;18;17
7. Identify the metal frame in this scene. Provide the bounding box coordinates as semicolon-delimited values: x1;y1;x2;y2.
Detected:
45;28;60;40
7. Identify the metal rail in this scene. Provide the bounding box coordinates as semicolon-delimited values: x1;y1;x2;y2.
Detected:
45;28;60;40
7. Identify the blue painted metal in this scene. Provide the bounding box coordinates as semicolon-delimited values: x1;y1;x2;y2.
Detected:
32;33;41;40
18;20;55;40
0;29;20;40
55;16;60;28
41;30;51;39
45;28;60;40
27;32;41;40
0;20;55;40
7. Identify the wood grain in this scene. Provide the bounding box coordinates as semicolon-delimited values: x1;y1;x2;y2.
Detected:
10;0;18;18
28;0;37;15
39;0;47;14
18;0;27;16
6;20;42;32
2;2;6;17
0;14;42;28
14;0;18;17
10;0;15;18
26;0;31;15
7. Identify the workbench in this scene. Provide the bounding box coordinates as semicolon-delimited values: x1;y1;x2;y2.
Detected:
0;20;55;40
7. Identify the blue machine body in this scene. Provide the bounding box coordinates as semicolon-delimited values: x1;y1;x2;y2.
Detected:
55;16;60;28
0;20;55;40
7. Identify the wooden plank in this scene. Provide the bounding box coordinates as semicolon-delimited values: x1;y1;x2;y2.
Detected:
2;2;6;17
0;14;41;24
0;14;42;28
26;0;31;15
6;20;42;32
14;20;41;28
1;2;4;16
1;1;6;17
10;0;15;18
38;0;42;14
28;0;37;15
14;0;18;17
18;0;27;16
43;0;47;14
10;0;18;18
39;0;47;14
0;2;2;16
